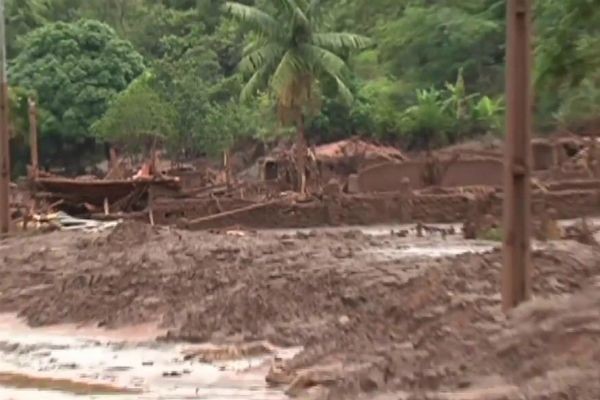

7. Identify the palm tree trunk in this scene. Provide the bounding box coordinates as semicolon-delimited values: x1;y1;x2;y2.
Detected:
295;114;307;195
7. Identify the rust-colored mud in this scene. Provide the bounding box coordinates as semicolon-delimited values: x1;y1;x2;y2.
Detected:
0;372;140;395
1;223;599;399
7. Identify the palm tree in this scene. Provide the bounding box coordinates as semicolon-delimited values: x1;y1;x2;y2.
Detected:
225;0;371;194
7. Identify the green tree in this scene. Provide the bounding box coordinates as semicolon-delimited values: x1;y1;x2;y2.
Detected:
92;72;178;153
398;88;454;149
152;35;234;157
9;19;145;170
377;1;503;93
535;0;600;131
225;0;371;193
6;0;49;57
5;0;600;172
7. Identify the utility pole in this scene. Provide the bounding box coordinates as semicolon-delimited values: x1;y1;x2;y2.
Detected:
28;98;39;179
502;0;533;311
0;0;10;234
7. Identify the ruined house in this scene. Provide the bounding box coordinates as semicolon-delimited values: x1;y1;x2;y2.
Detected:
257;138;406;191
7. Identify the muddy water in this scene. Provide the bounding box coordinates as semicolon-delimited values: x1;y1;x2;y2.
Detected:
0;314;295;399
272;223;498;261
268;222;464;237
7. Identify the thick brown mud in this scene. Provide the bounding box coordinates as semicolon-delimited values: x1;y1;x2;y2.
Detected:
1;222;599;399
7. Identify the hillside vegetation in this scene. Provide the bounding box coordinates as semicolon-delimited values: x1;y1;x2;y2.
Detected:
6;0;600;172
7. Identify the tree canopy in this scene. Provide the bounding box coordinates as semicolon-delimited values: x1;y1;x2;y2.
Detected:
4;0;600;173
91;71;177;152
225;0;371;123
10;19;145;140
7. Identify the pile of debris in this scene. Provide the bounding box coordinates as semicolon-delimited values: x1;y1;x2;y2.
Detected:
16;212;120;233
18;155;182;229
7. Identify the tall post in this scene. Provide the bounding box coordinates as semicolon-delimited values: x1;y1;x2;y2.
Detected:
0;0;10;234
502;0;533;311
28;97;39;179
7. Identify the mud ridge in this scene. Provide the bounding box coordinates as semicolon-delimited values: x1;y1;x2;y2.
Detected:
0;224;599;399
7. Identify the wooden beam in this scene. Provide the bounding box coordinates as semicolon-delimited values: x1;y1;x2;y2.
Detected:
502;0;533;311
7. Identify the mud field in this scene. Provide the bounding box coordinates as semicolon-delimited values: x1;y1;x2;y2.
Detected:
1;222;600;399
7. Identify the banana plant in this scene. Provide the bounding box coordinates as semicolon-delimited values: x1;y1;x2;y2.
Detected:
399;87;453;148
473;95;504;133
443;68;479;120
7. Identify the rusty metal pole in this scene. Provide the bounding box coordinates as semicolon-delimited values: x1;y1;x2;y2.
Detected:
502;0;533;311
0;0;10;234
28;97;39;179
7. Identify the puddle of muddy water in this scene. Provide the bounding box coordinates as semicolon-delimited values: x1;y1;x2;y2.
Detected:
365;240;497;262
0;314;295;400
268;223;464;237
269;224;498;261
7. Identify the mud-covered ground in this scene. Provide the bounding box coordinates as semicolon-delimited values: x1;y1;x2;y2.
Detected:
1;222;599;399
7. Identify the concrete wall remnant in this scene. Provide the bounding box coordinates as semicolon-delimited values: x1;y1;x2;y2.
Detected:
357;158;504;193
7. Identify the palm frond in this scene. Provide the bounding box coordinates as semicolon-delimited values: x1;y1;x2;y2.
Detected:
294;0;310;11
300;44;354;104
239;43;285;74
312;33;373;52
240;66;272;102
306;0;326;19
270;51;302;98
299;44;349;76
271;0;301;13
289;4;310;32
269;0;310;31
333;75;354;104
224;2;280;38
242;34;267;55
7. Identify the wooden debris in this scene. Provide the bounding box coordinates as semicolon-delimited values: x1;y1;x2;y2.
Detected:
181;199;287;230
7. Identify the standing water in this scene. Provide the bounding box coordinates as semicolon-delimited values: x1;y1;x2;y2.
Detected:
0;314;295;399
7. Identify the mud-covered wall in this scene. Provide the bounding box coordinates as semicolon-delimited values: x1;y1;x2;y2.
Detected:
357;159;504;192
534;169;591;182
357;162;426;192
441;159;503;187
169;170;210;190
168;188;600;230
153;197;255;224
544;179;600;192
535;190;600;219
532;142;556;171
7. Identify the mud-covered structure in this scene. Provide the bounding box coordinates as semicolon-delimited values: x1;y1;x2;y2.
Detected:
20;134;600;232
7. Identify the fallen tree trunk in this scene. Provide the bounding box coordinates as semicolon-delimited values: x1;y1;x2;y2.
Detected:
180;199;287;230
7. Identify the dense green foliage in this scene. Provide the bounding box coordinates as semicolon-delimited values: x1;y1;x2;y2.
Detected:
9;19;144;170
91;71;177;152
225;0;371;123
11;19;144;139
5;0;600;172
